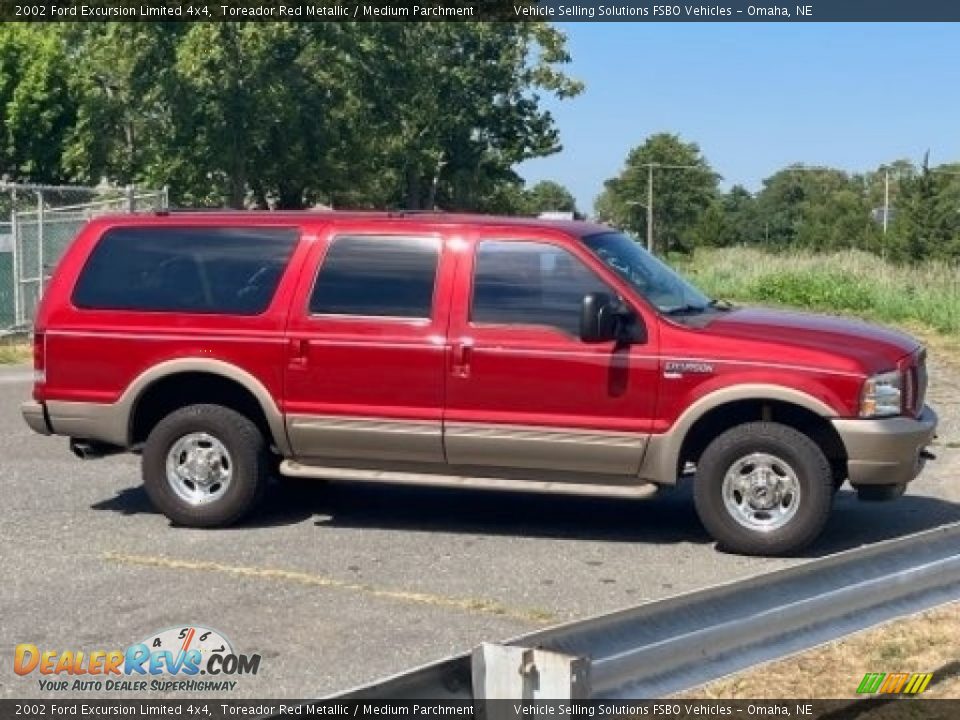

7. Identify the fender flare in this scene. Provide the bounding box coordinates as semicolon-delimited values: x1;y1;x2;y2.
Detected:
121;358;291;455
638;383;838;485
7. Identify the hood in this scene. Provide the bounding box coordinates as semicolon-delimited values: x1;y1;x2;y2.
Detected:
697;307;919;373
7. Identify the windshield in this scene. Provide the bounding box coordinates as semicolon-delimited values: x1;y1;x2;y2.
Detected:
583;232;711;313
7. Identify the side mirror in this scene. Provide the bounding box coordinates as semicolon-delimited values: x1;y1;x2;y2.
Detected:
581;292;617;342
580;292;646;344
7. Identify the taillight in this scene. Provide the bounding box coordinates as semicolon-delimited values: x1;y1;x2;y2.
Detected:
33;332;45;384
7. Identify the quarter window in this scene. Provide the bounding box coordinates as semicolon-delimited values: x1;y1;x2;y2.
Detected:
471;240;615;336
309;236;439;318
72;227;298;315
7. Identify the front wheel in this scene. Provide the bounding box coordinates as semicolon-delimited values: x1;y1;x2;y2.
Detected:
142;404;270;527
693;422;834;556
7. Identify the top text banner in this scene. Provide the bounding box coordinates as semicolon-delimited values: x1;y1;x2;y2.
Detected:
2;0;960;22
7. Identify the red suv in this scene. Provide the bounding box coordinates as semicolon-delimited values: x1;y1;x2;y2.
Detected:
21;212;937;555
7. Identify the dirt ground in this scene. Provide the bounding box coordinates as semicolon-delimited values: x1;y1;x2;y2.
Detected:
679;602;959;699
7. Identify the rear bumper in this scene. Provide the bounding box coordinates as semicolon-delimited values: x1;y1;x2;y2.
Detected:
832;405;938;487
21;400;51;436
20;398;127;446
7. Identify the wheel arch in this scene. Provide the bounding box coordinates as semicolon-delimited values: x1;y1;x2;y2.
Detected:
122;359;290;455
639;384;846;486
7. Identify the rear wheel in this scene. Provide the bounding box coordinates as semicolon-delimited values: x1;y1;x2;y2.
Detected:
693;422;834;556
142;404;269;527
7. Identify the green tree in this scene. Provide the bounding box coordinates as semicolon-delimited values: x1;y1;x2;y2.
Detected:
691;200;736;248
166;23;365;208
600;133;719;254
754;165;877;252
62;23;184;188
863;159;915;214
691;185;760;248
592;186;619;225
355;23;583;211
720;185;760;245
2;22;582;211
523;180;577;214
890;157;960;262
0;25;76;183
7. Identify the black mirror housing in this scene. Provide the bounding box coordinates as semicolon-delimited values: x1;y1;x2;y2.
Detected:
580;292;618;342
580;292;646;344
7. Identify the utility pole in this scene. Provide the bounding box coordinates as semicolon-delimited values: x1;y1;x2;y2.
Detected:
882;167;890;235
638;162;701;255
646;163;654;253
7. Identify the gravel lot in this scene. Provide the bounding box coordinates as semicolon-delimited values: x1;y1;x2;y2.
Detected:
2;359;958;699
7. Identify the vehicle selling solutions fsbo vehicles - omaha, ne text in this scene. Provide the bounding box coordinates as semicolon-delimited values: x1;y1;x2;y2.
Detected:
21;212;937;555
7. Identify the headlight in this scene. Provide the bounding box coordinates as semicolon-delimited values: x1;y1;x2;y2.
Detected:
860;370;902;417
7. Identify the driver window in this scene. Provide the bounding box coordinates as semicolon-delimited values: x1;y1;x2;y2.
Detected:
471;240;614;337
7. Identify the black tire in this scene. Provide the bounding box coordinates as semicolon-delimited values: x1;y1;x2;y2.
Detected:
142;404;269;527
693;422;834;556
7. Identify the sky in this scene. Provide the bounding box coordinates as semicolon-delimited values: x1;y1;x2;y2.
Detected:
518;23;960;213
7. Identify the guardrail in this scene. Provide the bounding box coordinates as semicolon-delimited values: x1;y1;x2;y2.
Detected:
332;522;960;699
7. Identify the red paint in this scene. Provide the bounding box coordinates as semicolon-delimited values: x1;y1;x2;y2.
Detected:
33;212;922;440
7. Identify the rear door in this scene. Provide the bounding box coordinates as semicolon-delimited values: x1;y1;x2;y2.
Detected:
443;230;659;476
284;225;454;465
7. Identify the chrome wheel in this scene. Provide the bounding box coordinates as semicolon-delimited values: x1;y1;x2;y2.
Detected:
721;452;801;532
165;432;233;506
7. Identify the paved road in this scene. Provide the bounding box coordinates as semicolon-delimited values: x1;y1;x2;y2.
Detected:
1;362;958;699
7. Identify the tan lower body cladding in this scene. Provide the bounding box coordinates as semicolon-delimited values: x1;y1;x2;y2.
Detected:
285;415;648;478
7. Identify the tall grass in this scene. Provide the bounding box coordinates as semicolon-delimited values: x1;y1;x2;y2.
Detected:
674;247;960;337
0;341;30;364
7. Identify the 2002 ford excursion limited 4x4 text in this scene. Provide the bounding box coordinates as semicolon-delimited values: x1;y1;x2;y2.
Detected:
21;212;937;555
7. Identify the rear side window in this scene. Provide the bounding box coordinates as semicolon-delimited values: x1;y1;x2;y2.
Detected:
72;227;298;315
309;235;439;318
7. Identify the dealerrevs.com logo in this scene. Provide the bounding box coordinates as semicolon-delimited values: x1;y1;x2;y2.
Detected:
15;625;261;693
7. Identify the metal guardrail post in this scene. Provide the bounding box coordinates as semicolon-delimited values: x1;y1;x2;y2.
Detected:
472;643;588;704
126;184;136;213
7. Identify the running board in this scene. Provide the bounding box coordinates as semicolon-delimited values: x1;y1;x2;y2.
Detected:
279;461;659;499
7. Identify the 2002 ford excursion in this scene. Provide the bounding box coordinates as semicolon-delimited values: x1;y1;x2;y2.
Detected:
21;211;937;555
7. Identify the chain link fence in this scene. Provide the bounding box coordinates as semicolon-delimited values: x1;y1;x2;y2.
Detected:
1;183;168;333
0;219;13;330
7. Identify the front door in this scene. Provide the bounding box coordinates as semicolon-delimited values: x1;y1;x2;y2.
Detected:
284;229;453;465
444;233;659;477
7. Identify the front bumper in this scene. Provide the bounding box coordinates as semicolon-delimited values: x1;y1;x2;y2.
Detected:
21;400;51;436
832;405;938;486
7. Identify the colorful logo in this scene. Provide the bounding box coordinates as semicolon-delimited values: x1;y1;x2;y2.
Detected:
15;625;261;692
856;672;933;695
